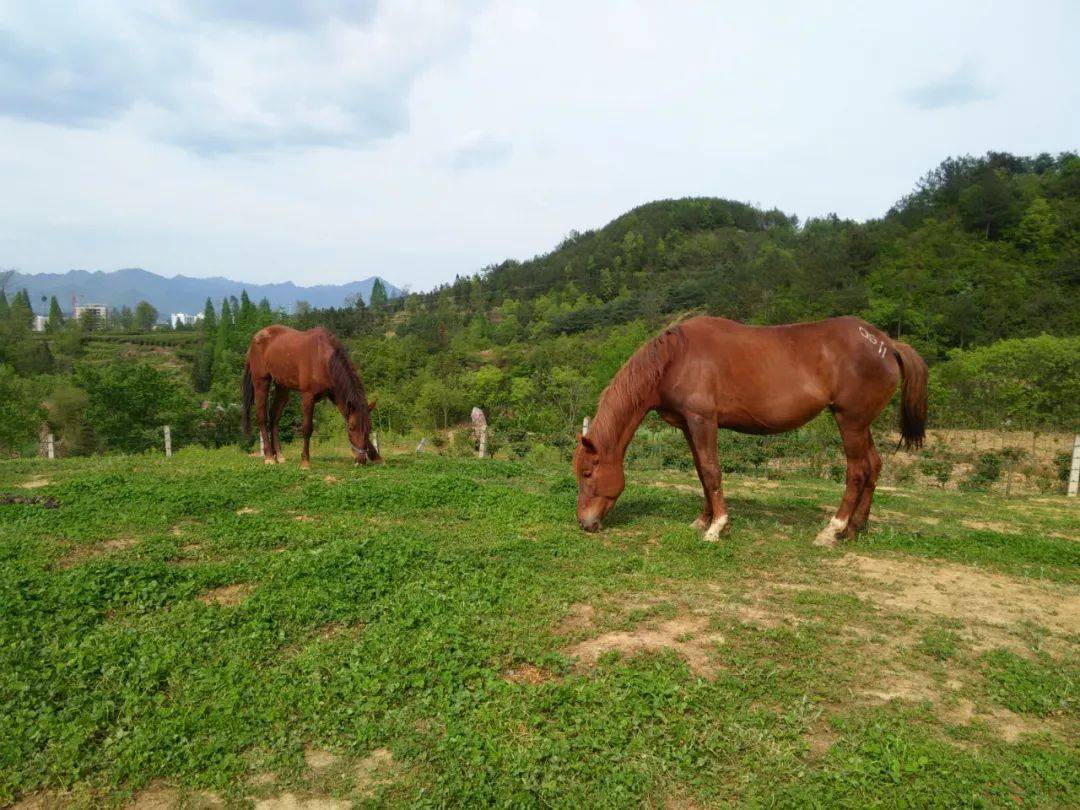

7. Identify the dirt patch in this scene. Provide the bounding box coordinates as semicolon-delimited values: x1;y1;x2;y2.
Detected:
304;748;340;771
254;795;350;810
354;748;397;793
1;494;60;508
862;673;1058;743
293;514;317;523
323;475;339;484
961;519;1020;535
19;476;50;489
566;614;724;677
824;554;1080;637
503;664;555;685
196;583;253;606
556;603;596;635
874;508;941;526
236;507;259;515
58;536;137;568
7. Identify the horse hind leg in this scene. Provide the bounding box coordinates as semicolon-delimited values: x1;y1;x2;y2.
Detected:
679;423;712;529
269;387;290;463
685;413;730;541
815;416;871;547
253;377;275;465
849;433;882;532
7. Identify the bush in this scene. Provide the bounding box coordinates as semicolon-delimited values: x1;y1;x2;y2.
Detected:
74;361;196;454
919;458;952;487
0;363;42;456
960;452;1003;491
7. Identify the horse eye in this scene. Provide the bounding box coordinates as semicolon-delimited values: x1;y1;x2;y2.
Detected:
582;469;592;478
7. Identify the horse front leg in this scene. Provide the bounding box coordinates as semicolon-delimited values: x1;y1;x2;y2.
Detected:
269;387;290;464
685;413;729;541
815;417;871;547
299;393;315;470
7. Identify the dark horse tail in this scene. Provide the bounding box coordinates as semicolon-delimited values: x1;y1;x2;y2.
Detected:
241;360;255;437
892;341;928;450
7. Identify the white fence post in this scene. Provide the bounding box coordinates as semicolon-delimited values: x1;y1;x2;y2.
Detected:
164;425;172;458
582;416;590;437
1068;434;1080;497
416;437;426;454
47;433;55;460
372;431;379;454
478;425;488;459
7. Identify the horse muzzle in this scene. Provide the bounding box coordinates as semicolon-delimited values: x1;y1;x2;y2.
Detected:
578;516;602;533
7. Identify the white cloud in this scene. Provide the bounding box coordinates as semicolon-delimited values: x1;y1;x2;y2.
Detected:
0;0;1076;290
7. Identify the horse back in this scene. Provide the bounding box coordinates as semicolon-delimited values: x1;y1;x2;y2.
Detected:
665;316;900;430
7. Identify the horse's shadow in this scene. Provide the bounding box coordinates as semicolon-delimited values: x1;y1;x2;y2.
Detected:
603;487;824;531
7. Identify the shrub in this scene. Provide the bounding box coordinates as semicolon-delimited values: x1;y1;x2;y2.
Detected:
960;452;1003;491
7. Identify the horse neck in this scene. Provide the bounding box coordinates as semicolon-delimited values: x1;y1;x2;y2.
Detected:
588;373;660;463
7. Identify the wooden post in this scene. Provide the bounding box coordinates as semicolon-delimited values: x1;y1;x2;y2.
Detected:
582;416;590;437
47;433;55;460
163;425;172;458
416;438;426;454
1068;435;1080;498
478;425;488;459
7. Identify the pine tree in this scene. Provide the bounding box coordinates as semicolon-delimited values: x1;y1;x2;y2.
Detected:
192;298;217;393
0;291;9;321
369;278;388;311
48;296;64;329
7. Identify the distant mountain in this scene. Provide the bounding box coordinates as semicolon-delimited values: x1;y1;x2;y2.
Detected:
4;268;401;317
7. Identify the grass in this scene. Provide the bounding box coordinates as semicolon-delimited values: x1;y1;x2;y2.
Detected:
1;444;1077;807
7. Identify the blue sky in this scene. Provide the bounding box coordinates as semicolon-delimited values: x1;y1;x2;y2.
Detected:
0;1;1076;290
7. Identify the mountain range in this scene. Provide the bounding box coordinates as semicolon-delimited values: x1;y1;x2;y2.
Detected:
2;268;401;317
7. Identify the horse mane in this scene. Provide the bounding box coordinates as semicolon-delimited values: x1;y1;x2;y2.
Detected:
326;335;371;426
589;325;685;449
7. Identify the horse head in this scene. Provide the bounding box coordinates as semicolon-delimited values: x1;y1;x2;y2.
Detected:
345;397;382;465
573;432;625;532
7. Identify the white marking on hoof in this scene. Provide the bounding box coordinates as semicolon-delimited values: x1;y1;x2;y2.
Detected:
299;460;311;470
814;517;847;547
691;516;710;531
263;457;276;466
275;454;286;464
703;514;730;542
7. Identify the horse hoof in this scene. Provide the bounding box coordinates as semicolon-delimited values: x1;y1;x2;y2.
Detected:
703;515;730;542
300;461;311;470
263;458;276;466
275;455;286;464
691;516;710;531
813;530;837;548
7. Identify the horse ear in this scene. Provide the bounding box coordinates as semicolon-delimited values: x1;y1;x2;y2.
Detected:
580;434;597;454
368;397;378;411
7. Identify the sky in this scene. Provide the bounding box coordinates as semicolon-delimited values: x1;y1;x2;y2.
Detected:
0;1;1077;292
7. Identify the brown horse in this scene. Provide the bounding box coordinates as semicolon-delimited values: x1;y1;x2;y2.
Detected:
573;316;927;546
242;325;381;468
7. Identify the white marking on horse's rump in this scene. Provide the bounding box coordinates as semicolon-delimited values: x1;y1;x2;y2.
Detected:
859;326;889;360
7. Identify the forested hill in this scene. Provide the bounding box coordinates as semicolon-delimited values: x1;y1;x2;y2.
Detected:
412;151;1078;360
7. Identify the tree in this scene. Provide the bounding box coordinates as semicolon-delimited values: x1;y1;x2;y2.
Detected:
369;278;388;311
0;291;8;321
134;300;158;332
0;363;41;455
48;296;64;329
74;361;193;453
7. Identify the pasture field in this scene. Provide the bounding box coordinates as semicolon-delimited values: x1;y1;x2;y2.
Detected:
1;446;1077;808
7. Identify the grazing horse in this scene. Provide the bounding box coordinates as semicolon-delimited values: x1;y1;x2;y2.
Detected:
573;316;927;546
241;325;380;468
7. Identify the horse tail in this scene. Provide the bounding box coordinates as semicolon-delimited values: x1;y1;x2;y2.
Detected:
892;341;928;450
241;360;255;437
